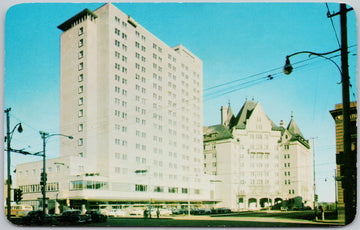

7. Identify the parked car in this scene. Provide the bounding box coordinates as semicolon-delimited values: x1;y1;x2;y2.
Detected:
159;208;173;216
86;210;107;222
22;210;55;225
212;208;232;214
56;210;91;224
107;209;127;217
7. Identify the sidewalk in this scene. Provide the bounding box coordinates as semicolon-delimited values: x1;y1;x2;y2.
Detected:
172;215;345;226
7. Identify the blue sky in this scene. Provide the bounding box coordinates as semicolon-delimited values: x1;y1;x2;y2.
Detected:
3;2;358;202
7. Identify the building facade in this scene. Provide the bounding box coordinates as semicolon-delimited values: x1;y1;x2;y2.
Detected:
16;3;209;212
330;101;357;222
203;100;313;211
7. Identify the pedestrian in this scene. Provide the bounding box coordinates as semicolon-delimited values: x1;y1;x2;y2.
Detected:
143;209;148;219
320;206;325;221
156;208;160;219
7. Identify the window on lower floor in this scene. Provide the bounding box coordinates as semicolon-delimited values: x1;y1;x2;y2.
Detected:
135;184;147;192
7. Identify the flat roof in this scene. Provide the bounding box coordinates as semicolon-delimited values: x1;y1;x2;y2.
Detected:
58;8;98;32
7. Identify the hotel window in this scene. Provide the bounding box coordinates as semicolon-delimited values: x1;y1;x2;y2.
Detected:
79;27;84;35
135;184;147;192
79;39;83;47
78;62;83;70
79;50;84;59
135;41;140;48
78;124;84;132
78;138;83;146
78;97;83;105
78;74;83;82
122;44;127;51
168;187;178;193
78;86;83;94
122;56;127;63
115;28;120;35
78;74;84;82
122;33;127;40
78;109;83;117
122;21;127;28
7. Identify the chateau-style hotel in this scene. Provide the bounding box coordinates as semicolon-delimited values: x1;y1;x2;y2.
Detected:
15;3;313;213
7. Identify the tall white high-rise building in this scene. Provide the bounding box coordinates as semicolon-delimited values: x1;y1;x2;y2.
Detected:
16;3;209;212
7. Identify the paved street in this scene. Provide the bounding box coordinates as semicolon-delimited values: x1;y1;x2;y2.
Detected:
10;211;344;227
86;215;343;227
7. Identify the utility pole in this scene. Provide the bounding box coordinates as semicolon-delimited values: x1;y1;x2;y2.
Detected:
5;108;11;220
40;131;48;223
339;4;354;225
328;4;354;225
4;108;23;220
310;137;318;217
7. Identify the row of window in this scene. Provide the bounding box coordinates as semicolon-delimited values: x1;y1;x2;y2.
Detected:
71;180;108;190
19;182;59;193
135;184;200;194
18;166;61;177
77;34;85;156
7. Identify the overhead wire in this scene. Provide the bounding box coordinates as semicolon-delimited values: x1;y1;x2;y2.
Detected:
203;45;356;101
325;3;341;48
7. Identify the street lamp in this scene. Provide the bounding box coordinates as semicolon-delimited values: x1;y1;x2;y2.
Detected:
4;108;23;220
39;131;73;223
283;48;341;75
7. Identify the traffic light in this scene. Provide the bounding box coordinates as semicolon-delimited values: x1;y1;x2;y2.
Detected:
14;189;23;203
40;173;47;186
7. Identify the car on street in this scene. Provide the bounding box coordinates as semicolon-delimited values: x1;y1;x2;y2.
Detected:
86;210;107;222
21;210;55;225
56;210;92;224
212;208;232;214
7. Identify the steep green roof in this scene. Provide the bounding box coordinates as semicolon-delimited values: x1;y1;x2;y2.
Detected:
287;117;310;149
287;117;304;138
203;124;233;142
229;100;257;129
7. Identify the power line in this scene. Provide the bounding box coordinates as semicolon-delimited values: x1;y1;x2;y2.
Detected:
326;3;341;48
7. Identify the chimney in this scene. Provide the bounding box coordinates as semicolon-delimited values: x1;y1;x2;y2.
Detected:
280;120;286;128
221;106;228;125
